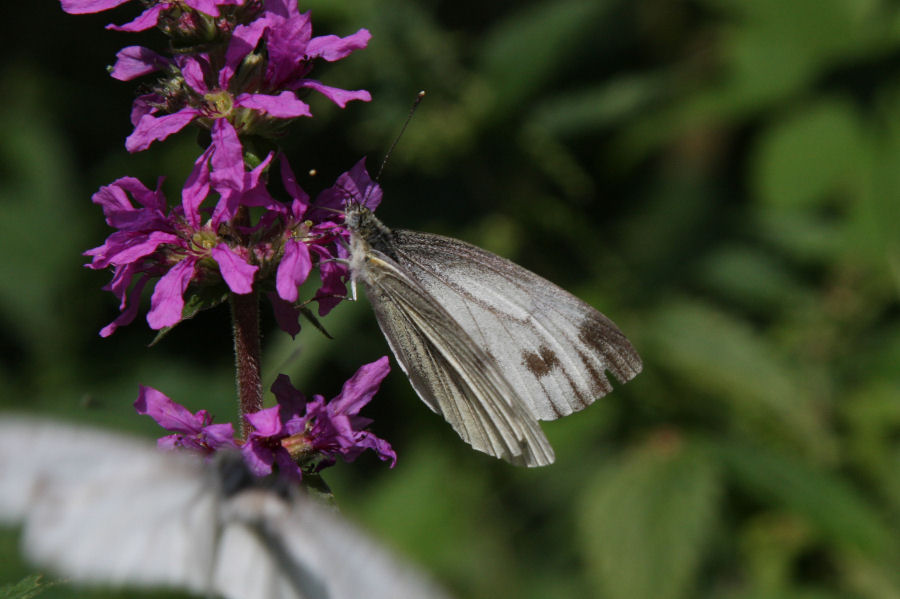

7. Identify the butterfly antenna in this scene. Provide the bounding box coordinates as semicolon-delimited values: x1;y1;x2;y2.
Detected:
375;90;426;183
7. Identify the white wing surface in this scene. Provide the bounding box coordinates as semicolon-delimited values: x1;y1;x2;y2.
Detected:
390;230;642;421
0;416;452;599
359;251;554;466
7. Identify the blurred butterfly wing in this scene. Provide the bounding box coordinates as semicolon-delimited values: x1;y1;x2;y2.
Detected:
0;417;217;592
389;230;643;421
0;417;454;599
358;250;554;466
0;416;156;522
216;489;453;599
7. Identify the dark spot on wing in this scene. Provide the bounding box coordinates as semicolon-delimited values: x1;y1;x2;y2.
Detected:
522;345;561;378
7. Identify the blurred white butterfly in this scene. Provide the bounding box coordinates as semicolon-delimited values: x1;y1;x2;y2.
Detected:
345;206;643;467
0;416;451;599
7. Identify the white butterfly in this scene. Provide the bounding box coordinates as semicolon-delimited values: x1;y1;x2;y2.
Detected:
0;416;452;599
345;206;643;467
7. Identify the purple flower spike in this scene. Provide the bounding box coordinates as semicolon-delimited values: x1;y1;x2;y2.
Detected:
135;385;237;454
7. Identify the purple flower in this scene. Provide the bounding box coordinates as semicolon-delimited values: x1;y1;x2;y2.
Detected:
85;148;384;337
136;358;395;479
61;0;245;32
259;0;372;106
135;385;237;454
120;3;371;152
241;357;396;479
85;120;272;336
258;156;383;332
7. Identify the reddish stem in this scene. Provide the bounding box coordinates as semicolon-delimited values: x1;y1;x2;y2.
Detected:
231;290;263;439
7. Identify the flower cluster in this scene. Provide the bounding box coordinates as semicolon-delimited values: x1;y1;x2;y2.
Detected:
84;138;381;338
136;358;395;480
68;0;394;478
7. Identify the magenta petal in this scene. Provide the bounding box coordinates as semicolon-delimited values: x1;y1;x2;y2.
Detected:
209;119;244;188
273;451;303;481
276;239;312;302
221;19;268;87
106;4;166;32
99;275;149;337
313;258;348;316
60;0;129;14
157;435;181;451
241;443;275;477
262;5;313;86
279;154;310;211
267;292;301;338
99;230;180;267
109;176;166;213
246;405;283;437
147;258;196;329
316;157;381;212
179;55;210;94
270;374;307;417
207;119;245;220
239;152;279;211
130;93;162;127
203;422;238;449
182;145;214;227
126;109;200;153
183;0;221;16
235;92;312;118
306;29;371;61
333;356;391;414
297;79;371;108
211;244;257;294
135;385;205;433
354;431;397;466
91;176;163;220
110;46;171;81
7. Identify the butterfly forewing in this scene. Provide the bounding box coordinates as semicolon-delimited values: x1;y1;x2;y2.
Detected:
360;250;554;466
383;229;642;421
346;206;641;466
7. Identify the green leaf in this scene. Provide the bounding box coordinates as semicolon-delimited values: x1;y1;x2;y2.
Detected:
645;300;833;458
715;439;898;560
530;74;669;137
753;208;845;264
0;575;57;599
752;98;864;209
478;0;616;112
696;245;809;313
0;70;91;378
579;436;720;599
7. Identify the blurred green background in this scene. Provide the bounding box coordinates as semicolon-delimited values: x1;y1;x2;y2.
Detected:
2;0;900;598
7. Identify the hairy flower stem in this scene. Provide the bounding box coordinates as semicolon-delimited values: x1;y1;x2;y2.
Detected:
231;290;263;439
